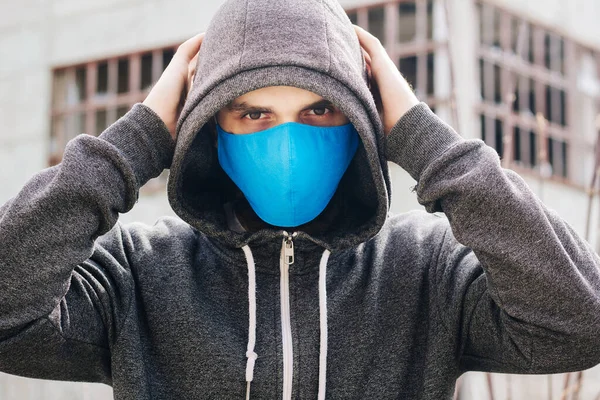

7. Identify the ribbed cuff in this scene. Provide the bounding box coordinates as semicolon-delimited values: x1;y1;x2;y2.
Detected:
99;103;176;188
384;102;464;181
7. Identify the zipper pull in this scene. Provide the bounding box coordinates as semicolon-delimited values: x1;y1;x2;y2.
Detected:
283;231;298;265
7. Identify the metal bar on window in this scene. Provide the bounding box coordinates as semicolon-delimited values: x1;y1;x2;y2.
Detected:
500;11;511;53
152;49;163;84
503;114;514;168
536;113;549;174
64;68;76;141
481;3;493;46
549;35;562;128
533;27;547;123
499;11;516;167
86;63;97;135
129;53;141;110
502;56;516;167
518;75;529;113
357;7;368;30
533;26;545;68
550;33;560;73
553;138;565;177
521;22;530;63
416;0;427;42
483;60;494;103
563;39;577;180
521;124;531;166
417;52;427;99
384;3;397;56
485;114;496;148
107;58;118;128
550;86;560;127
55;112;67;157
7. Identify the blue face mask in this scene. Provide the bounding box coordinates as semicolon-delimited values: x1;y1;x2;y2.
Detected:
216;121;359;227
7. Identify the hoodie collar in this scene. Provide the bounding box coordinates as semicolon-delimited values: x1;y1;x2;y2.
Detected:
224;199;246;234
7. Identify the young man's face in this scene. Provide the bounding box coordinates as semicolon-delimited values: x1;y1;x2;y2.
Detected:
215;85;350;134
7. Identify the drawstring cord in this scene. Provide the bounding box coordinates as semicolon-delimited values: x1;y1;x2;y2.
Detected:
318;249;331;400
241;245;258;400
241;243;331;400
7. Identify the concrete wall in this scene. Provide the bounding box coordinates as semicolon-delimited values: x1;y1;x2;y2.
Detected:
1;0;599;398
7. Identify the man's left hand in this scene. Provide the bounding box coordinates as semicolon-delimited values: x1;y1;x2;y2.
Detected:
353;25;420;136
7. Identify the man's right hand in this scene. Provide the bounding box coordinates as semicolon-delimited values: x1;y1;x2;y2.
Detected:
143;32;205;139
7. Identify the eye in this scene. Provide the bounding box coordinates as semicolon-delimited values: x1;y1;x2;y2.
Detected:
308;107;332;116
243;111;264;120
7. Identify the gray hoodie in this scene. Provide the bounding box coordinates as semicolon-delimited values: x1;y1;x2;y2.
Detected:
1;0;600;399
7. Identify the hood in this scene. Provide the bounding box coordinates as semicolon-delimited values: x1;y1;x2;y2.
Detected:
169;0;392;251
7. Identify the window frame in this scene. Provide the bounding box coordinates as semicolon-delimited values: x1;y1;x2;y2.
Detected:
475;0;600;189
346;0;450;111
49;43;180;166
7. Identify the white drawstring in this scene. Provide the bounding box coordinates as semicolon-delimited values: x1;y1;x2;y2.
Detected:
241;243;332;400
242;245;258;400
318;249;331;400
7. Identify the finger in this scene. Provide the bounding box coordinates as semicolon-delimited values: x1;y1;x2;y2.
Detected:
176;32;206;61
187;56;198;89
359;46;373;84
361;47;372;66
352;25;382;56
188;69;196;90
188;52;199;75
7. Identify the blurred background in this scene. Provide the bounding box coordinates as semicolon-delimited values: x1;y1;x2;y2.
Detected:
1;0;600;398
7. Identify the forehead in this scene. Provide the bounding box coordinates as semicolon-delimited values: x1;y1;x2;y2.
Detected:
228;86;324;108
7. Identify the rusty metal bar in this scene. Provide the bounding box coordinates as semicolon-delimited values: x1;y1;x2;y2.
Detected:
384;3;396;53
129;53;142;109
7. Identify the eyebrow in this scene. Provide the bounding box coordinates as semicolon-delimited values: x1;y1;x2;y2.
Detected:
226;99;335;114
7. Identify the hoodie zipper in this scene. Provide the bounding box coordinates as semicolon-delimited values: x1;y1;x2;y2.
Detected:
280;231;297;400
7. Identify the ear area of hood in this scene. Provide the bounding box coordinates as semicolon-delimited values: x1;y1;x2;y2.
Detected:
169;65;391;251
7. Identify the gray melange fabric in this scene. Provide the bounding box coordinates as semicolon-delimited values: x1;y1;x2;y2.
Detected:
1;0;600;399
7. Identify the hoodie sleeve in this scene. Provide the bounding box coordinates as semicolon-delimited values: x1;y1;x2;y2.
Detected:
385;102;600;373
0;103;175;383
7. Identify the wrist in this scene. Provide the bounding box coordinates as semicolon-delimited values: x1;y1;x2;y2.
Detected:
142;95;177;139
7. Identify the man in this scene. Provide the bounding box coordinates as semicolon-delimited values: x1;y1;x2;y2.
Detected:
1;0;600;399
